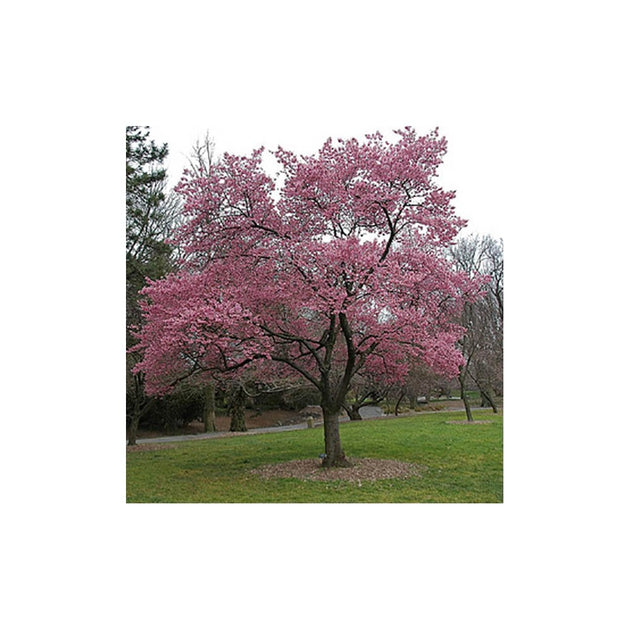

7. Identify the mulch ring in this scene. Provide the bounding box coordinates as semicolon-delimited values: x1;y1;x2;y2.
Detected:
250;458;425;483
445;420;493;425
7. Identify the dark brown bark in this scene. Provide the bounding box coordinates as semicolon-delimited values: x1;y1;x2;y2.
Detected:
321;406;351;468
470;369;499;414
458;371;474;423
127;373;150;446
228;385;247;432
127;412;139;446
479;386;498;413
343;404;362;421
127;374;142;446
394;390;405;416
127;394;158;445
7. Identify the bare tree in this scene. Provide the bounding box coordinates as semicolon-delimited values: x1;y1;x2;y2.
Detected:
187;131;216;177
450;235;503;420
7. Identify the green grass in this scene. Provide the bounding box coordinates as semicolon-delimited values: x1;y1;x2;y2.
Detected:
126;409;502;503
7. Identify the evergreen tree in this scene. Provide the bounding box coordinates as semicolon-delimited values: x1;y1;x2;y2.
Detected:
126;125;172;292
126;126;177;444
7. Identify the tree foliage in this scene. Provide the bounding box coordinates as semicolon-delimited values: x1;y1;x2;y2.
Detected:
126;126;177;299
132;127;484;464
126;126;179;443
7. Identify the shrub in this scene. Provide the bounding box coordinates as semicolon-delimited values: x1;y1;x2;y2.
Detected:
143;385;206;430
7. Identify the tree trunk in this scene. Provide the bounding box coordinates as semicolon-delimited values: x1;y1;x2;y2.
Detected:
203;382;217;432
394;390;405;416
347;405;362;421
127;373;143;446
458;371;474;422
409;393;418;411
228;385;247;432
480;387;498;413
321;407;351;467
128;412;139;446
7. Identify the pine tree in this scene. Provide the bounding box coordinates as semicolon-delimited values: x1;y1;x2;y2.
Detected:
126;126;176;444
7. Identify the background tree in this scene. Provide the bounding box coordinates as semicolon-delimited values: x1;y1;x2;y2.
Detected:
126;126;179;445
187;131;216;178
450;234;503;420
342;373;390;421
225;383;247;432
405;362;455;405
388;361;456;413
222;364;312;431
126;126;175;283
132;128;484;466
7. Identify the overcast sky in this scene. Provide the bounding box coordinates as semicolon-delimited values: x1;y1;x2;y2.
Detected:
137;1;624;246
149;119;506;238
146;84;519;240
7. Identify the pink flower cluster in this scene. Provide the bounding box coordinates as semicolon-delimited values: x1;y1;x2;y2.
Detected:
132;128;483;398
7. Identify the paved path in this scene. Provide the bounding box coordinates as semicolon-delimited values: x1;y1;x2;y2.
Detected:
133;422;312;444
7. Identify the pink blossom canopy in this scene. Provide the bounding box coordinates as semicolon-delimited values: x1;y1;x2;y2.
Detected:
132;128;482;400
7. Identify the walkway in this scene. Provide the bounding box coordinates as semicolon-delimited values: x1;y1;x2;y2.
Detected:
133;422;312;444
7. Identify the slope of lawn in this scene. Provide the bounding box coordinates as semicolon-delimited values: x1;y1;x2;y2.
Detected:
126;409;502;503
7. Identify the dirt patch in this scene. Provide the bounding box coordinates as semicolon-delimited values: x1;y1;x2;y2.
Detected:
133;409;300;440
214;409;300;431
251;458;424;483
445;420;493;425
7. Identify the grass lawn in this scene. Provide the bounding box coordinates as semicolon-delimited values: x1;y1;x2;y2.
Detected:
126;409;502;503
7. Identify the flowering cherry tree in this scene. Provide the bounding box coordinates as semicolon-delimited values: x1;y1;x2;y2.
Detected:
132;128;482;467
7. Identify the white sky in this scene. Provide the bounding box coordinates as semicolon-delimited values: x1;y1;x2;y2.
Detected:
3;1;629;628
148;95;515;239
150;119;503;238
138;0;625;247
